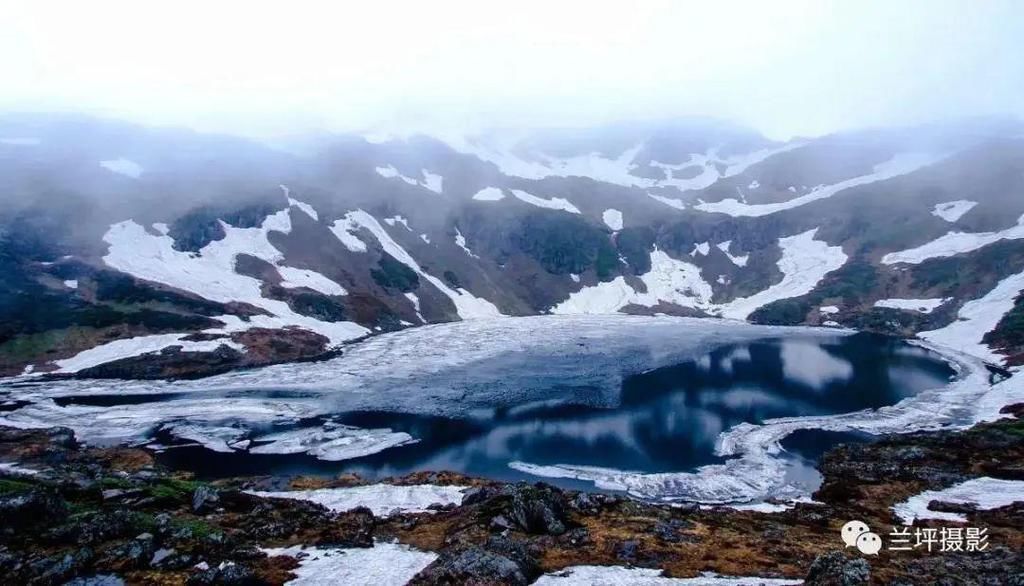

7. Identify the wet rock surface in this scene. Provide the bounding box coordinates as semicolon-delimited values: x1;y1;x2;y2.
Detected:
0;411;1023;584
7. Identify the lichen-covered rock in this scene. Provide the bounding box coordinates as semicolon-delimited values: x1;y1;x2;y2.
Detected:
804;551;870;586
503;483;571;536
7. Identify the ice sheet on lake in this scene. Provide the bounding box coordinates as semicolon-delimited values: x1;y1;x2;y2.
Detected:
5;316;1018;507
264;542;437;586
248;483;468;516
893;477;1024;524
248;423;417;461
0;316;844;457
534;566;802;585
511;341;1024;505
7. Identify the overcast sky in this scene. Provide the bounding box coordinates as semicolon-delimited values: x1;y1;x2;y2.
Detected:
2;0;1022;140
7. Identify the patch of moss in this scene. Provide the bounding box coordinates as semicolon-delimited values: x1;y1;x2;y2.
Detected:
100;477;136;489
0;478;35;494
148;478;203;501
172;517;217;539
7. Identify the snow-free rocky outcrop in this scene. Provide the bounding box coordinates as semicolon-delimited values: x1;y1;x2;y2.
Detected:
2;113;1024;376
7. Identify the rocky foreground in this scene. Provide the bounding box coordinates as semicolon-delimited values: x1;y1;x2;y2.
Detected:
2;409;1024;585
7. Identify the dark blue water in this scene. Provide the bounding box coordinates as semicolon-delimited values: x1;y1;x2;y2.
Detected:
150;333;954;488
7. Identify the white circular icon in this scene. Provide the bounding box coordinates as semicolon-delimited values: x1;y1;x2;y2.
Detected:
841;520;870;547
856;531;882;555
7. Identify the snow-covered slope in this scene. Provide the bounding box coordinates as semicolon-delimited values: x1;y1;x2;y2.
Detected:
552;228;846;321
4;114;1024;375
102;208;367;345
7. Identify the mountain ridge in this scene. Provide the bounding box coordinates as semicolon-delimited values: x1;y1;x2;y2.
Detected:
2;113;1023;377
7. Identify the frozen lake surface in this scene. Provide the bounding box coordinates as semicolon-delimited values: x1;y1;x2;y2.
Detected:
1;315;991;504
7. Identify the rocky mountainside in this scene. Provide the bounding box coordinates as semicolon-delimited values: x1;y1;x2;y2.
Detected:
2;113;1024;377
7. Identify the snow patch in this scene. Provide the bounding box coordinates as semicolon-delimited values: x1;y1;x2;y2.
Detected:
383;215;411;230
0;462;40;476
893;477;1024;524
874;298;948;314
535;566;801;585
63;279;78;289
421;170;444;194
602;209;623;231
374;165;418;185
647;193;686;210
278;267;347;296
716;241;749;267
103;209;367;345
249;484;467;516
471;187;505;201
99;158;144;178
881;214;1024;265
375;166;444;194
54;333;244;373
696;152;945;217
264;542;437;586
552;248;713;315
287;199;319;221
747;180;760;189
329;214;370;253
553;229;845;320
405;292;424;322
932;200;977;223
341;211;502;319
454;228;479;258
716;229;847;320
818;306;839;315
690;242;710;257
919;268;1024;363
511;189;581;214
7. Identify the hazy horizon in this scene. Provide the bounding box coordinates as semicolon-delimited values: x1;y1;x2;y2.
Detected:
3;0;1023;141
